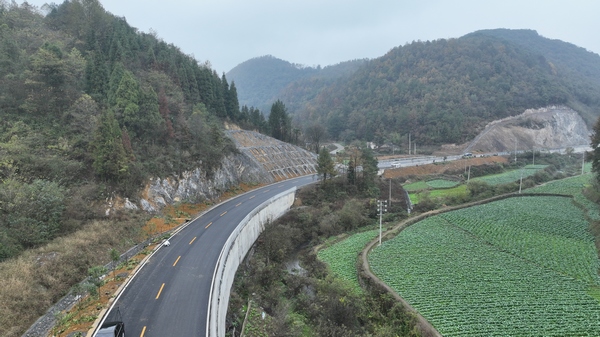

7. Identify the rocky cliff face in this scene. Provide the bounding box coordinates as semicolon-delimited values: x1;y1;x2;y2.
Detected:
465;106;591;153
128;130;317;213
138;152;273;212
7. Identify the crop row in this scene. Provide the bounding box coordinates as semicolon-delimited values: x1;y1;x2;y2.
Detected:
439;196;599;283
403;181;429;192
409;185;468;205
471;164;547;185
426;179;460;189
317;229;378;293
369;215;600;336
527;173;600;221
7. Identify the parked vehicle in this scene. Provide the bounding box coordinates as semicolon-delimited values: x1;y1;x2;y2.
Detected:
96;321;125;337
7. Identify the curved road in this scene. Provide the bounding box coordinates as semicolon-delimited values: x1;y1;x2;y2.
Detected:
101;175;316;337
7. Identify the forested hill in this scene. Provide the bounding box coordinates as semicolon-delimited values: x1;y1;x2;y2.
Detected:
277;29;600;146
0;0;262;259
226;55;367;113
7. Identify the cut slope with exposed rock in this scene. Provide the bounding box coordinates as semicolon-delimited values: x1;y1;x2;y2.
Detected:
136;130;317;212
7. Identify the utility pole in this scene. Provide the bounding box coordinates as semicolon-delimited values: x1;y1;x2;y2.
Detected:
408;133;411;155
514;138;517;163
377;200;388;246
582;152;586;175
467;165;471;183
519;169;523;193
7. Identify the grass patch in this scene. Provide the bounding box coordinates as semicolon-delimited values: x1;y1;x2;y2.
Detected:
0;217;146;337
471;164;548;185
410;185;468;204
426;179;460;189
402;181;429;192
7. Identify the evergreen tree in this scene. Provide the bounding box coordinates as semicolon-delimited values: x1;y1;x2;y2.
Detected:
91;110;129;182
84;50;109;103
212;70;227;118
113;70;140;132
590;116;600;183
107;62;125;106
226;80;240;121
268;100;291;141
358;145;379;195
158;88;174;140
137;85;163;139
317;147;336;180
347;159;356;185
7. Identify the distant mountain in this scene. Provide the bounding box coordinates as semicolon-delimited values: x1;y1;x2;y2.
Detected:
251;29;600;147
226;55;367;113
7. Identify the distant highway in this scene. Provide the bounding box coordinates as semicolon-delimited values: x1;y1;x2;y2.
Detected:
97;175;317;337
377;145;591;169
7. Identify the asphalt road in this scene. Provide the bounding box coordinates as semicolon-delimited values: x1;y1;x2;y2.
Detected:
101;174;316;337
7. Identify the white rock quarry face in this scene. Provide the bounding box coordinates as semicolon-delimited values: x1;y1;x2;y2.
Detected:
465;106;591;153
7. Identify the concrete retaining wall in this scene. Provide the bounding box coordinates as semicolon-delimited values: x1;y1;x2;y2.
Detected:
207;187;297;337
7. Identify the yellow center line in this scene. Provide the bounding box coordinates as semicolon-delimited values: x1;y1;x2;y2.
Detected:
155;283;165;299
220;211;227;216
249;195;255;199
189;237;197;245
173;256;181;266
205;222;213;229
235;202;242;207
140;326;146;337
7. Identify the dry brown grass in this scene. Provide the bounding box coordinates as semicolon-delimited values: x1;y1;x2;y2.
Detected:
0;217;145;337
0;182;264;337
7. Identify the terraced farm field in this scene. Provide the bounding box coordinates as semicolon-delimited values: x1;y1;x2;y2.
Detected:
527;173;600;221
471;164;548;185
426;179;460;189
318;230;378;293
409;185;468;204
369;195;600;336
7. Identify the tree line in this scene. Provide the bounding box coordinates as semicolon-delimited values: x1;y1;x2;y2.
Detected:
281;32;600;150
0;0;286;260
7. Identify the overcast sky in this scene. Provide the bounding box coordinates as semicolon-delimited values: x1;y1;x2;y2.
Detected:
21;0;600;74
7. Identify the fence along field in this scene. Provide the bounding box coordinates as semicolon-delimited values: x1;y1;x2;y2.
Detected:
368;192;600;336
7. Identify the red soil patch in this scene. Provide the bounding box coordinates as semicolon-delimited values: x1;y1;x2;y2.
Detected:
383;156;508;179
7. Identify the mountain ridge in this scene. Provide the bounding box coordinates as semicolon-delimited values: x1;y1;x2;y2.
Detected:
230;29;600;150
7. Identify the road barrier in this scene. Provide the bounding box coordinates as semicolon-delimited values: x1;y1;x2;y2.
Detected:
207;187;297;337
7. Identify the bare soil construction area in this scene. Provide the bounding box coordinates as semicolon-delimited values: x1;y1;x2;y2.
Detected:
383;156;509;179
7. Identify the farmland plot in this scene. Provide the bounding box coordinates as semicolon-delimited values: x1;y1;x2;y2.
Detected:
527;173;600;221
318;230;378;293
426;179;460;189
471;164;547;185
369;196;600;336
439;196;599;284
